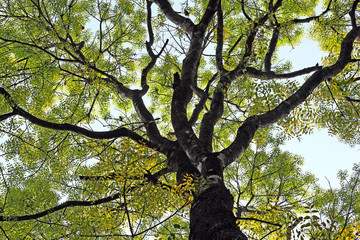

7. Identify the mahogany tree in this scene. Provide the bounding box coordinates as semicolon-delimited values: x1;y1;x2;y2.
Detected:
0;0;360;239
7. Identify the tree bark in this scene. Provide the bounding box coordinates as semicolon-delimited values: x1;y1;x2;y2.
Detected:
189;181;247;240
171;150;247;239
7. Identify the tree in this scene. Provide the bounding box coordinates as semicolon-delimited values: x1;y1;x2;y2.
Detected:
0;0;360;239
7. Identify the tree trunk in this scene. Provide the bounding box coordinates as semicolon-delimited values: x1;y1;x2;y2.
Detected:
189;182;248;240
171;149;247;239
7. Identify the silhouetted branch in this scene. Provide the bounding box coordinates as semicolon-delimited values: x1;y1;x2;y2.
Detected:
246;65;322;80
142;1;169;88
237;217;282;240
241;0;252;21
189;73;218;126
216;1;224;71
151;0;195;34
221;25;360;167
290;0;333;24
171;0;220;165
349;0;360;28
0;111;16;122
0;193;122;222
264;27;280;72
80;168;173;190
0;87;163;151
325;80;346;117
345;96;360;102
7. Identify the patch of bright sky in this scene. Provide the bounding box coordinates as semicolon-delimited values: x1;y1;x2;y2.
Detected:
278;31;360;189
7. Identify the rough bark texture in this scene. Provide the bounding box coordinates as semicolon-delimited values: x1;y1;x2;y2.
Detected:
169;151;246;239
189;182;247;240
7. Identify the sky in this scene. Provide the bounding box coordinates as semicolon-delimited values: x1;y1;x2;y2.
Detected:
278;37;360;188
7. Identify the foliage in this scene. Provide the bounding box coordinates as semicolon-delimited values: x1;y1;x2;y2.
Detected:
0;0;360;239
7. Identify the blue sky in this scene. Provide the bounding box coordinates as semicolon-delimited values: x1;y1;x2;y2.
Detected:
278;36;360;188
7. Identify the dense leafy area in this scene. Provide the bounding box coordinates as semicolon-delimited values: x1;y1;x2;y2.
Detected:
0;0;360;239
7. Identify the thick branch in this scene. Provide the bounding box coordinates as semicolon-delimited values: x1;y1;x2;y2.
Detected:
0;87;12;102
197;6;281;152
221;26;360;167
241;0;252;21
171;0;220;164
15;106;162;149
189;74;217;126
90;65;172;150
0;111;16;122
246;65;322;80
0;193;122;222
172;73;207;163
216;0;224;71
220;116;259;167
151;0;195;34
198;5;227;148
146;0;155;48
198;0;221;31
257;26;360;127
99;79;173;149
118;1;174;149
65;65;172;151
199;73;229;151
132;94;174;150
0;88;164;152
198;3;284;152
264;27;280;72
350;0;360;28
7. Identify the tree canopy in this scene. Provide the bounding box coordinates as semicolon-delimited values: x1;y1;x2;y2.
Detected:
0;0;360;239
